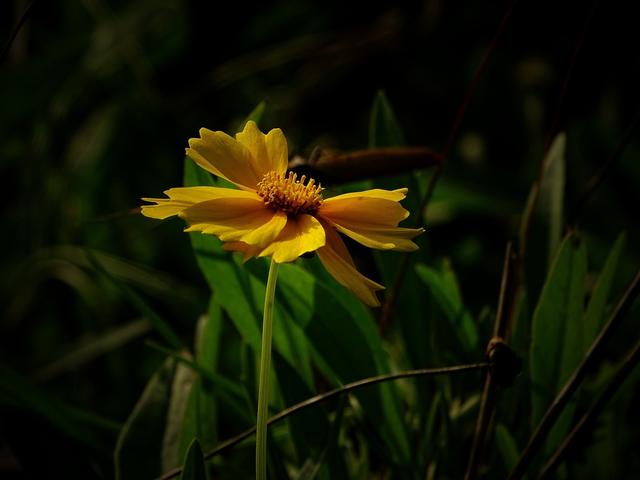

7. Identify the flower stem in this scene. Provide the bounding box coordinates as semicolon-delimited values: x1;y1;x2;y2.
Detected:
256;257;279;480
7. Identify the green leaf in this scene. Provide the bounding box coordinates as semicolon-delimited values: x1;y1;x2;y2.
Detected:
582;232;626;350
415;261;479;355
89;253;183;350
242;100;266;127
519;132;566;263
302;257;411;465
273;354;331;463
183;159;262;349
539;133;566;266
529;233;587;453
145;341;251;424
368;89;430;382
369;90;405;148
180;438;210;480
495;423;525;478
163;354;198;472
178;300;224;457
114;357;176;480
244;260;315;385
415;390;441;469
197;299;225;372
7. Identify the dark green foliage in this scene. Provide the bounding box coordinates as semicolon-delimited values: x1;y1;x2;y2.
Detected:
2;2;639;479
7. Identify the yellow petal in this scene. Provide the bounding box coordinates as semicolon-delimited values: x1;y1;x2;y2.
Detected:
187;128;263;191
223;241;263;263
235;121;288;177
181;198;286;246
258;214;326;263
320;191;410;227
324;188;408;202
240;210;288;246
316;224;384;307
327;219;424;252
141;187;258;219
265;128;288;176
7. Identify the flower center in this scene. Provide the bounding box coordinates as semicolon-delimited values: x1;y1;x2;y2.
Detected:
256;171;323;216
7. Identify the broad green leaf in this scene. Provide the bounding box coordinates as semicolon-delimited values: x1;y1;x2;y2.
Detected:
145;341;251;424
495;423;524;478
539;133;566;266
529;233;587;453
183;159;262;349
90;253;183;349
415;262;479;355
273;258;409;467
582;232;626;350
115;357;176;480
368;89;430;384
179;378;217;464
198;299;224;372
244;260;314;385
302;257;411;465
162;354;197;472
180;438;210;480
178;300;224;457
273;354;334;470
519;132;566;262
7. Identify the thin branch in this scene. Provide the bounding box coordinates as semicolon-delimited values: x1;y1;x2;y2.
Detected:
0;0;36;63
507;269;640;480
156;362;489;480
539;336;640;479
464;242;516;480
379;0;519;331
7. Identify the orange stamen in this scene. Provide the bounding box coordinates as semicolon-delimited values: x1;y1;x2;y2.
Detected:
256;171;323;216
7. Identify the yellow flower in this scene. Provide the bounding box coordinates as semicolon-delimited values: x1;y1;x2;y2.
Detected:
141;121;423;307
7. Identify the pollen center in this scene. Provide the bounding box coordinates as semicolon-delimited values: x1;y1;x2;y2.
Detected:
256;171;323;216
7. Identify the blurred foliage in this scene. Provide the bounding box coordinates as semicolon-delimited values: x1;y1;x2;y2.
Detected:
1;0;639;479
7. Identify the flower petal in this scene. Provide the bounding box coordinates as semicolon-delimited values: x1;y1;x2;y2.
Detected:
239;210;288;246
235;121;288;177
181;198;286;246
324;188;408;202
327;220;424;252
258;214;326;263
318;187;423;251
223;241;263;263
187;128;264;191
316;224;384;307
320;189;410;227
141;187;259;219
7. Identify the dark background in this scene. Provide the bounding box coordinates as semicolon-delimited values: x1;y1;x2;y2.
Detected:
1;0;638;478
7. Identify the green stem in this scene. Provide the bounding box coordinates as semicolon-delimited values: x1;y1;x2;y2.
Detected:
256;258;279;480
